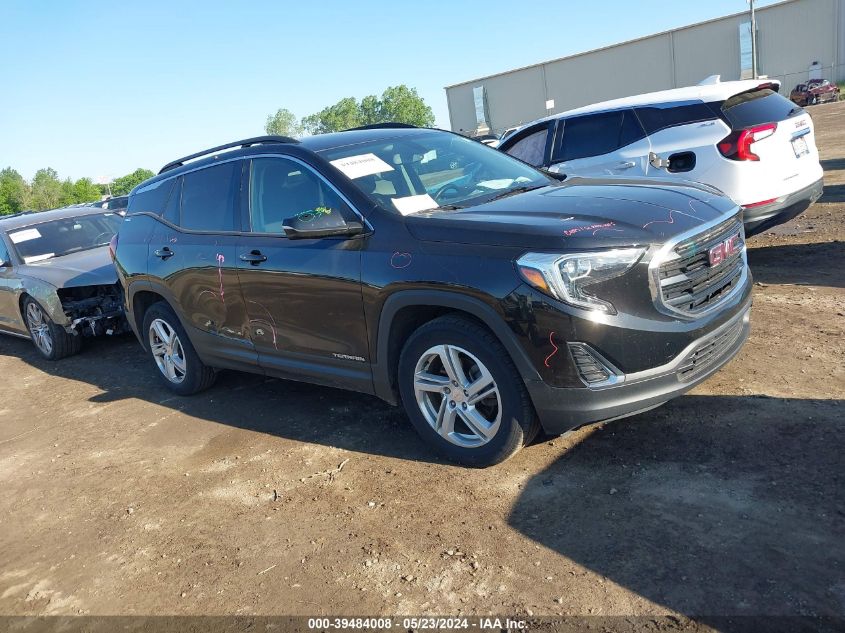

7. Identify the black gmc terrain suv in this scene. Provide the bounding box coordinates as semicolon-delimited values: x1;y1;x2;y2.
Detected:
113;125;752;466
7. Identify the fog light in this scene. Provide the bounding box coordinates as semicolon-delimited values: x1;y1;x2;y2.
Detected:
567;343;621;387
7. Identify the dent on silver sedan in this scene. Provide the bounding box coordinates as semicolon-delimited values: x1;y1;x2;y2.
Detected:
25;278;69;328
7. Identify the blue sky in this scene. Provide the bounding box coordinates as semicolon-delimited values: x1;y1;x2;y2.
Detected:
0;0;780;182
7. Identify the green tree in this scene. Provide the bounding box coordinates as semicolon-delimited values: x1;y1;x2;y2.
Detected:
0;167;31;215
73;178;103;203
30;168;63;211
302;97;362;135
58;177;102;206
359;94;381;126
110;168;155;196
300;85;436;135
265;108;303;137
377;85;435;128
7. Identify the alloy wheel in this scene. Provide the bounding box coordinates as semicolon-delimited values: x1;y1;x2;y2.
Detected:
413;344;501;448
26;302;53;356
149;318;187;384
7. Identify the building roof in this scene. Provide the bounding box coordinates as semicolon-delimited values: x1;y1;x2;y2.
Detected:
443;0;797;90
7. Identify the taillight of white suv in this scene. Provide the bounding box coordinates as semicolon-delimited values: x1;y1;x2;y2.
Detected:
717;122;777;161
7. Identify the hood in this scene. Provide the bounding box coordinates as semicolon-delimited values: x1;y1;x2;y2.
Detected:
16;246;118;288
404;177;738;249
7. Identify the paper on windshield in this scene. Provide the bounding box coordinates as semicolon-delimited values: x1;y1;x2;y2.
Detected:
477;176;532;190
391;194;438;215
9;228;41;243
24;253;54;263
330;153;394;179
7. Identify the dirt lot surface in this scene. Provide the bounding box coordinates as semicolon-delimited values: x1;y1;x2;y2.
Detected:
1;103;843;625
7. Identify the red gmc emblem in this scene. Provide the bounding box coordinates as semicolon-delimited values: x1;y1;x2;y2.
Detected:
709;234;742;266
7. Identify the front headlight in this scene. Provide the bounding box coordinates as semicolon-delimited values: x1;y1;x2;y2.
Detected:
516;248;645;313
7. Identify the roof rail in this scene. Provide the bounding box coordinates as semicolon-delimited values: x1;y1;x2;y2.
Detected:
158;135;300;174
345;122;419;131
0;210;38;220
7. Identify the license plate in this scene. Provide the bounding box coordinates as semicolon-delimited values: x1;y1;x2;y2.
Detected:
792;134;809;157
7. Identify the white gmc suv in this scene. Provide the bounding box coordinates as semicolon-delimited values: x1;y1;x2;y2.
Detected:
498;77;824;236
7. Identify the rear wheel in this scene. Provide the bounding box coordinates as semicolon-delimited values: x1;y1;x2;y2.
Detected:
23;296;81;360
142;301;215;395
398;315;539;467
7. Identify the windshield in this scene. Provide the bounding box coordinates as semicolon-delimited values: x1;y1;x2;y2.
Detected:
7;212;123;263
318;131;550;214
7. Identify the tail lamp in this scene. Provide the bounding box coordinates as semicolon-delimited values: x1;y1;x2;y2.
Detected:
718;122;777;161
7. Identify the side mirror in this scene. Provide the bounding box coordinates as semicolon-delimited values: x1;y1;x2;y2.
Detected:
281;208;365;240
541;168;567;181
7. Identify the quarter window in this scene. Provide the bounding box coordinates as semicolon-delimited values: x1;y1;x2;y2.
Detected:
180;162;240;232
249;158;351;234
127;178;174;216
634;103;717;135
553;110;645;162
504;128;549;166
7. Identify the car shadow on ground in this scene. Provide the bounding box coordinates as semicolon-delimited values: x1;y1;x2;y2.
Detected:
509;394;845;621
819;158;845;172
746;240;845;288
820;183;845;204
2;334;450;464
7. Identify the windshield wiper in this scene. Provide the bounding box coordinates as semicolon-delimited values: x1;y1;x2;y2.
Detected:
486;183;545;202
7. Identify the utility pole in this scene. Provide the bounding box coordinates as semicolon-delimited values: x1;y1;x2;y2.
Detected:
749;0;758;79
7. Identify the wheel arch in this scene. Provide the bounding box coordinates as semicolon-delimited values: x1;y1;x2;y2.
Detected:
373;290;541;405
127;282;181;350
18;280;69;328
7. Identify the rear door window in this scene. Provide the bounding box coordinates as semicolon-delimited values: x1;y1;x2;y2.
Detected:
716;89;802;129
634;102;717;135
179;162;241;232
552;109;645;162
503;125;551;166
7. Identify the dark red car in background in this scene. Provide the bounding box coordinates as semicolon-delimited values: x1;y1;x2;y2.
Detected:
789;79;840;106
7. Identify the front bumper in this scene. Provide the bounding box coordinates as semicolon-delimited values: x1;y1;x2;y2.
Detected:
743;177;823;236
527;303;751;435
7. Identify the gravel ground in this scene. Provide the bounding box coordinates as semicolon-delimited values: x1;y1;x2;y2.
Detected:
0;102;843;624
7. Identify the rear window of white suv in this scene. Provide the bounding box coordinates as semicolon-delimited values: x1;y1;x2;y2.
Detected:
717;89;803;129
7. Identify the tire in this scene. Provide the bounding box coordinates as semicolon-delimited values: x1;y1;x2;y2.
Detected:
397;314;539;467
141;301;216;395
23;296;82;360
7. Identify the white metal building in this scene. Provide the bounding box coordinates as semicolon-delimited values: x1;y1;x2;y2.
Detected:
445;0;845;135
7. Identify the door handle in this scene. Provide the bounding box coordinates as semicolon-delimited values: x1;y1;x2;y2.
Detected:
239;250;267;265
154;247;174;259
617;161;636;169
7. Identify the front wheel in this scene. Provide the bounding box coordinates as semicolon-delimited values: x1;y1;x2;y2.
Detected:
398;315;539;467
23;296;81;360
142;301;216;395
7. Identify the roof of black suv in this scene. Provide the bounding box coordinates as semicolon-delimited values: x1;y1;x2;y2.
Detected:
297;125;431;152
143;126;442;190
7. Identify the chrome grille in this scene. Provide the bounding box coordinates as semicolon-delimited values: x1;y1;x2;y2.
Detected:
656;214;746;316
677;315;746;381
